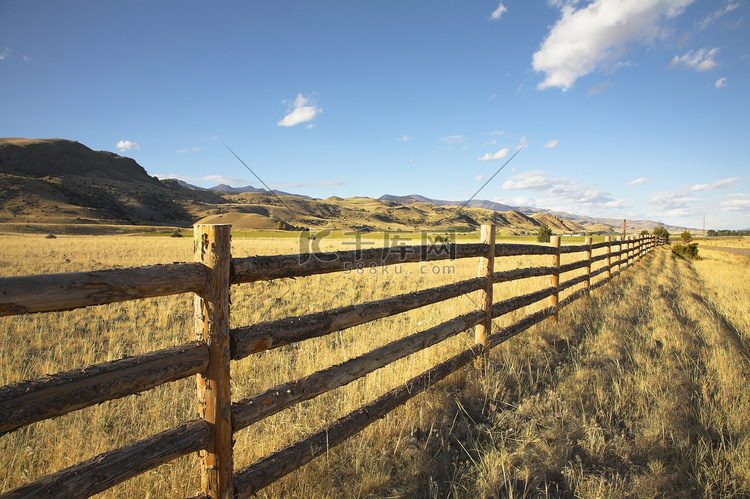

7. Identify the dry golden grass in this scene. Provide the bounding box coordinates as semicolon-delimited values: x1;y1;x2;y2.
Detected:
1;233;745;498
697;237;750;249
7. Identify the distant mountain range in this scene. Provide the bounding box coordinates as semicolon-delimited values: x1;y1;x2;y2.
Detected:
172;179;312;198
377;193;688;234
378;194;515;213
0;137;689;235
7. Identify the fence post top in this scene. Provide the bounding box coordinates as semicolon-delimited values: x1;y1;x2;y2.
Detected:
193;224;232;229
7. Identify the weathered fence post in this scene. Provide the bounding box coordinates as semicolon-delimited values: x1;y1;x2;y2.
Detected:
605;236;612;280
584;236;592;295
475;224;495;369
549;235;561;323
625;236;633;269
616;236;622;275
194;224;234;498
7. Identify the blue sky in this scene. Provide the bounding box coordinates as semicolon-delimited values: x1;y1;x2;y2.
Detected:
1;1;748;229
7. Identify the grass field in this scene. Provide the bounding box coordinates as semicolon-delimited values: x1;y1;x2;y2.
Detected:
1;233;747;498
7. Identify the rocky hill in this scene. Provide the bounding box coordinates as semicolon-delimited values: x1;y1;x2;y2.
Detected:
0;138;226;226
1;138;670;235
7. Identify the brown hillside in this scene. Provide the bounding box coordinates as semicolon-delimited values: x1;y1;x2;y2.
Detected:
0;138;226;226
532;212;584;233
1;138;592;234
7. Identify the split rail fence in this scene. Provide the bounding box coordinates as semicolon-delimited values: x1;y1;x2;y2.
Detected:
0;225;663;498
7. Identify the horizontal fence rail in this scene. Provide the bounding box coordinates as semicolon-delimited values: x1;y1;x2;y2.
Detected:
0;263;209;317
0;227;663;498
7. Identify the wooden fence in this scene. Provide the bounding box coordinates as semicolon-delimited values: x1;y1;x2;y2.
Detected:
0;225;663;498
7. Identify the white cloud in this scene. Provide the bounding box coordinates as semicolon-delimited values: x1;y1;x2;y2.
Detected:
278;93;321;127
273;180;346;188
502;170;631;211
696;2;740;30
0;47;10;60
496;196;536;207
690;177;739;191
544;139;559;149
475;175;485;182
156;174;250;186
648;190;700;216
533;0;694;91
627;177;650;185
715;77;728;89
203;174;253;185
478;148;510;161
669;47;720;71
440;135;465;144
586;82;612;96
720;199;750;212
502;171;554;190
116;140;140;152
397;135;412;142
176;146;202;154
490;3;508;20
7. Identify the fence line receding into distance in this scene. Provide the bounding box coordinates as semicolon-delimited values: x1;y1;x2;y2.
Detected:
0;226;663;498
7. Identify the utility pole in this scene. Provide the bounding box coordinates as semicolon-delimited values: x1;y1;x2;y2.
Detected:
622;219;626;240
703;215;706;239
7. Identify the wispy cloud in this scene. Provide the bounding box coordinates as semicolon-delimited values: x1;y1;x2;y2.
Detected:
278;93;321;127
669;47;720;71
544;139;559;149
502;171;554;190
156;174;250;186
720;198;750;212
715;77;728;89
690;177;739;191
586;82;612;96
176;146;202;154
116;140;140;152
478;148;510;161
627;177;650;185
502;170;631;211
153;173;344;190
0;47;10;60
533;0;694;91
396;135;412;142
490;2;508;20
648;190;700;217
273;180;346;189
696;2;740;30
440;135;465;144
475;175;485;182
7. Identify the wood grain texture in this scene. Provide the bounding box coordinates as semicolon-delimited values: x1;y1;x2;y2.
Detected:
232;309;485;432
231;243;488;283
0;263;208;317
0;419;209;499
230;276;486;360
193;224;234;498
0;341;207;436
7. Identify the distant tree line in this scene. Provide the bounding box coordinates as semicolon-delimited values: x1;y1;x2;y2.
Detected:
706;229;750;237
277;220;309;231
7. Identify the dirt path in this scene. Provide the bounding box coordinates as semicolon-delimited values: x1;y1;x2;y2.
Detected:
699;245;750;257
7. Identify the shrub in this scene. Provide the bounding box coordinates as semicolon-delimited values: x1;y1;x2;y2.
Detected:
170;228;183;238
653;225;670;243
672;242;699;260
680;231;692;244
537;223;552;243
45;233;56;239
